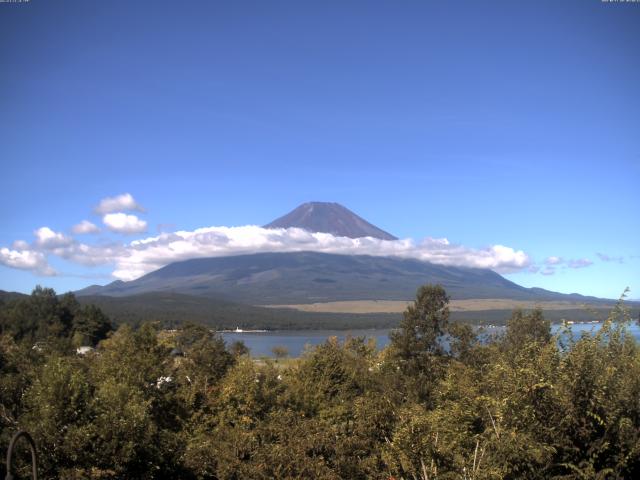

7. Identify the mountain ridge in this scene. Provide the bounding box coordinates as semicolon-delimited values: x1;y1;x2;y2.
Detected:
264;202;398;240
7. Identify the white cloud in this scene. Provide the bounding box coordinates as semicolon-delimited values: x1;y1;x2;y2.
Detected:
34;227;73;249
103;213;148;234
49;242;124;267
530;255;594;274
545;256;563;265
95;193;144;215
0;247;55;276
72;220;100;234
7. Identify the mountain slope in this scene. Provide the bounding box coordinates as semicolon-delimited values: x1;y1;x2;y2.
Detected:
75;251;601;305
264;202;398;240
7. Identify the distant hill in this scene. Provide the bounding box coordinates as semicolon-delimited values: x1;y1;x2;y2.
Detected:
75;251;605;305
76;292;632;330
0;290;27;303
0;287;397;330
264;202;398;240
3;287;631;331
77;292;400;330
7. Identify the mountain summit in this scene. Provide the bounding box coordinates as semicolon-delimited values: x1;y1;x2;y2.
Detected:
264;202;398;240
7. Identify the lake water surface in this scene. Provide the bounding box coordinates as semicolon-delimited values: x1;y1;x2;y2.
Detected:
221;322;640;357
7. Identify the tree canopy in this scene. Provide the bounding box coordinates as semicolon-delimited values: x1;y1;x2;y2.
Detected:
1;285;639;479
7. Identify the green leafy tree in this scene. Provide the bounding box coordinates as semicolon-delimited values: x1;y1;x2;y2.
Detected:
0;334;43;477
390;284;450;359
71;304;113;347
84;323;177;477
174;323;234;411
0;287;72;344
2;284;640;479
549;306;640;478
182;358;284;479
22;355;93;476
503;307;551;352
389;284;450;403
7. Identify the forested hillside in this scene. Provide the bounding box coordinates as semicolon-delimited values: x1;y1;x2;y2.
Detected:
1;286;639;479
76;292;400;330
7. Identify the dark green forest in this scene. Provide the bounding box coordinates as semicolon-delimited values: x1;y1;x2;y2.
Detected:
1;286;639;479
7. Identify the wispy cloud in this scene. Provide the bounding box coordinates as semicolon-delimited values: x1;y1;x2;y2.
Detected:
529;256;595;274
94;193;144;215
545;256;563;265
567;258;593;269
72;220;100;234
596;252;624;264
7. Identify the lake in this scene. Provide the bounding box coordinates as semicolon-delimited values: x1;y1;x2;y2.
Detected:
221;321;640;357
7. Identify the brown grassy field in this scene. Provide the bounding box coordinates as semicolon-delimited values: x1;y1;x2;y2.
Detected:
261;299;616;314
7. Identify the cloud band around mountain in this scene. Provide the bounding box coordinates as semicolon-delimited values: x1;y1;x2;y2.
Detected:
110;226;531;281
0;225;533;282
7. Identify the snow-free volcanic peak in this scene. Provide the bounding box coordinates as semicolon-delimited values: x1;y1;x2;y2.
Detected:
264;202;398;240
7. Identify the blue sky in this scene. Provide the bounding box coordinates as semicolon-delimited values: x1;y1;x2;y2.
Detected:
1;0;638;299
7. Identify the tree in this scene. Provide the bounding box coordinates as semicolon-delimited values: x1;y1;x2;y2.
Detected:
174;323;234;412
0;286;72;343
0;289;101;350
504;307;551;352
229;339;250;357
72;304;113;347
22;355;92;476
391;284;450;359
389;284;450;403
84;323;177;477
271;345;289;361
